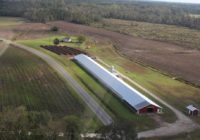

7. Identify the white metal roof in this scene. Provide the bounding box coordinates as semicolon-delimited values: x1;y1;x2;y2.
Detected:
74;54;161;111
186;105;199;111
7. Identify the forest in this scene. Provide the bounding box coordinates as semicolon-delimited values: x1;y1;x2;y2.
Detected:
0;0;200;29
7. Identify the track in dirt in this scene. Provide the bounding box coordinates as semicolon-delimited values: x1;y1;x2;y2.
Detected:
49;21;200;87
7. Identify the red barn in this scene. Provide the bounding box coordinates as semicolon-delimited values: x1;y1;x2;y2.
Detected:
138;105;161;114
75;54;162;114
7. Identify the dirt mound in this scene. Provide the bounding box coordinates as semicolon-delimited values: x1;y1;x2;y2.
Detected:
49;21;200;87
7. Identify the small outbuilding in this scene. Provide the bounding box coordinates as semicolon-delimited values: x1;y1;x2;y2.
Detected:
186;105;199;116
61;37;72;43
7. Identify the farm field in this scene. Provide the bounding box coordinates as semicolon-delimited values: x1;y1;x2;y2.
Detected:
18;35;200;138
0;17;25;27
0;17;53;40
91;18;200;50
0;45;102;130
78;36;200;124
1;17;200;138
49;21;200;88
1;17;199;89
18;37;159;131
19;35;200;122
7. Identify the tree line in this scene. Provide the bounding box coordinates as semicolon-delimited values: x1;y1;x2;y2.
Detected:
0;106;137;140
0;0;200;29
0;106;82;140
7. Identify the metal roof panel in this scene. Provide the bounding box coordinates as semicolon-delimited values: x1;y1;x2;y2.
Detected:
74;54;161;111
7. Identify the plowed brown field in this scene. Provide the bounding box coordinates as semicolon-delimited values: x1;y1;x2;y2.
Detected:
49;21;200;87
0;23;52;40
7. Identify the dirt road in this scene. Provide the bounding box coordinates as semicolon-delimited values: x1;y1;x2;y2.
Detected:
0;42;9;57
49;21;200;87
1;38;113;126
97;58;200;138
126;74;200;138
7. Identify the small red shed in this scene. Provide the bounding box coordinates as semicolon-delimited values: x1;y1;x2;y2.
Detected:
186;105;199;116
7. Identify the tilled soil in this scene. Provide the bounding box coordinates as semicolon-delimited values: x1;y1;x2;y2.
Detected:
49;21;200;87
0;23;52;40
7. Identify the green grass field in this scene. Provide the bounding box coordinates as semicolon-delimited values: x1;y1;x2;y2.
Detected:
0;17;25;26
0;45;102;130
91;18;200;49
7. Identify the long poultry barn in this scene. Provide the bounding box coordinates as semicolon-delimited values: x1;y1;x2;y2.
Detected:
74;54;162;114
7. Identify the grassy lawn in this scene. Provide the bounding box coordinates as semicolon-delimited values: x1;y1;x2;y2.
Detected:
18;35;80;46
0;46;102;130
91;18;200;49
0;17;25;26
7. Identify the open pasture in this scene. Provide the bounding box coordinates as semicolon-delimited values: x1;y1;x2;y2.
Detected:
92;18;200;50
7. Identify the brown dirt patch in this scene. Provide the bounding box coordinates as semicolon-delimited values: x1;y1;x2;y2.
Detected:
41;45;87;56
48;21;200;87
0;23;53;40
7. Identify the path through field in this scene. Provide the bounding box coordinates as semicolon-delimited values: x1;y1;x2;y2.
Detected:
97;58;200;138
0;38;112;126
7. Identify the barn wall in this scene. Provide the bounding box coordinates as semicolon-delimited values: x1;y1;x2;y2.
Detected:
193;110;199;116
139;105;158;114
192;110;198;116
188;110;199;116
